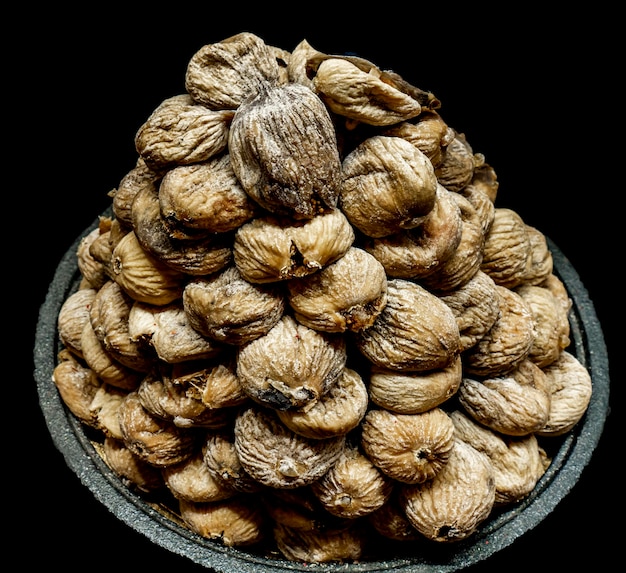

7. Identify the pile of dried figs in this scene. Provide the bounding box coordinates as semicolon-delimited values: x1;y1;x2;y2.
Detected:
53;32;593;563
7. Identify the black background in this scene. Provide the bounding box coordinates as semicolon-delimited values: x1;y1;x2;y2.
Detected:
17;6;617;571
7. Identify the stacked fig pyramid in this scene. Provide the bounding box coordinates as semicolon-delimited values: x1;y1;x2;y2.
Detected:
53;32;593;563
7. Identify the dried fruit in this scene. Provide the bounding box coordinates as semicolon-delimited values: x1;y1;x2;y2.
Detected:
400;438;496;542
236;314;346;410
286;246;388;333
355;278;460;372
233;208;354;283
183;265;285;345
234;406;345;489
51;32;597;564
339;135;438;238
361;408;455;484
229;82;341;219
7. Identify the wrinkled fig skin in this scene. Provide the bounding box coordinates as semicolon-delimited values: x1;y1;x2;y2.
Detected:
277;367;369;439
311;446;393;519
363;184;463;279
537;350;593;437
234;406;345;489
233;209;354;283
103;436;165;493
135;95;234;171
229;82;342;219
128;301;224;364
117;391;197;467
287;246;388;333
131;184;233;276
90;280;154;372
340;136;438;238
162;450;236;503
57;287;98;358
273;521;367;563
185;32;283;110
458;359;552;436
433;132;476;193
312;58;423;127
356;279;460;372
52;349;102;428
401;438;496;542
158;154;257;234
438;270;501;352
368;356;462;414
179;496;267;547
236;315;347;411
462;285;535;378
450;410;549;505
361;408;456;484
183;266;285;346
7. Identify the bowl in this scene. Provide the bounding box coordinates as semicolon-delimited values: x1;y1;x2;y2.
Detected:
34;209;610;572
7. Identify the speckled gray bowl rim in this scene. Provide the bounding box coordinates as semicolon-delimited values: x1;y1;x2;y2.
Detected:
34;209;610;572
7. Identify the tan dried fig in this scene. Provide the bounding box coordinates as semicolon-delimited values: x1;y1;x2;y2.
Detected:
420;192;485;293
464;160;499;203
131;183;233;276
438;270;501;352
80;319;142;391
362;184;462;279
118;391;197;467
229;82;341;219
273;521;367;563
368;355;462;414
355;279;460;372
360;408;455;484
158;154;257;234
236;314;347;411
89;384;127;440
234;406;345;489
103;436;164;493
112;157;163;227
311;57;423;127
519;225;554;286
57;287;97;359
77;226;108;289
185;32;282;109
135;94;234;170
433;132;476;192
179;496;266;547
277;367;369;439
400;438;496;542
537;351;593;437
111;231;185;306
311;445;393;519
450;409;549;505
128;301;224;364
233;208;354;283
286;246;387;333
480;208;531;289
368;490;421;542
458;359;552;436
339;135;437;238
263;486;346;532
203;431;262;494
137;370;234;429
183;265;285;346
162;450;236;503
515;283;570;368
170;357;248;410
462;285;535;378
89;280;154;372
383;110;455;167
52;349;102;428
